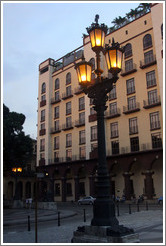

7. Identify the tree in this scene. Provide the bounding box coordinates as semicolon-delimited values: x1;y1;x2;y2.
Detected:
111;16;127;28
126;8;140;20
3;104;33;172
137;3;151;14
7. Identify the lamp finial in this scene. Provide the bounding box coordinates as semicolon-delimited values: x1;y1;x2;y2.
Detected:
95;14;99;24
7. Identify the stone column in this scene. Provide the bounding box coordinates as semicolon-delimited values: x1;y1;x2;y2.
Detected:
123;172;133;200
74;176;79;201
142;170;154;199
61;177;66;202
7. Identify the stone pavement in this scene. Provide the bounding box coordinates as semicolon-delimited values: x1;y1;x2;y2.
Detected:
3;209;163;244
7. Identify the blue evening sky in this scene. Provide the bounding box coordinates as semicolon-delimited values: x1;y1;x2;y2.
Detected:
2;1;140;139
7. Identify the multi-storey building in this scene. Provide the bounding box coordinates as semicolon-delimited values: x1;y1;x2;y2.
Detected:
37;4;163;202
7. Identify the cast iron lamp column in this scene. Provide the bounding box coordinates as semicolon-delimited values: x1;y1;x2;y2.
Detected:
75;16;135;235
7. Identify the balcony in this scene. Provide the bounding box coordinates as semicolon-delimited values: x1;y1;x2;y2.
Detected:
105;108;121;119
140;55;157;69
75;119;85;127
89;114;97;122
50;126;61;134
74;87;84;95
62;91;73;100
39;159;45;166
40;100;46;107
51;97;61;105
62;122;74;131
123;102;140;114
143;96;161;109
39;129;46;136
121;64;137;77
129;126;138;135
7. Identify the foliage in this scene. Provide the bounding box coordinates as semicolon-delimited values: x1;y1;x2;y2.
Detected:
3;104;33;172
109;3;151;34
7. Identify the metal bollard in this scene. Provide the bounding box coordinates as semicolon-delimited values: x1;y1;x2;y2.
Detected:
117;204;119;217
28;215;31;231
58;211;60;226
146;201;148;211
129;204;131;214
83;209;86;222
137;203;140;212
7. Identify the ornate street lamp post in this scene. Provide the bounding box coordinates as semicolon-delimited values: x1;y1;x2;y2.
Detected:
73;15;139;242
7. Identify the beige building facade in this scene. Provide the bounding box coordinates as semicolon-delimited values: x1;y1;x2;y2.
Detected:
37;4;163;202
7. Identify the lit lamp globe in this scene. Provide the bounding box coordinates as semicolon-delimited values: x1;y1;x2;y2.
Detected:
86;15;108;52
75;58;92;86
104;39;123;75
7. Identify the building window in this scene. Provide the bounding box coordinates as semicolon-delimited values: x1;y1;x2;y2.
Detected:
90;58;95;70
66;183;72;196
54;151;59;162
66;85;72;97
40;139;45;152
55;91;60;101
79;130;85;144
66;116;72;128
54;106;59;119
91;143;98;151
54;136;59;150
161;24;163;39
66;149;72;161
146;70;156;88
79;97;85;111
79;112;85;124
144;50;154;64
40;123;45;130
152;132;162;149
110;122;118;138
125;59;133;72
150;112;160;130
126;78;135;94
66;102;71;115
130;137;139;152
109;85;116;100
148;89;158;104
40;152;45;159
41;82;46;94
109;102;117;114
41;109;45;122
55;183;60;196
129;117;138;134
66;133;72;147
55;78;60;90
66;72;71;85
111;141;119;155
143;34;152;49
128;96;136;110
124;43;132;58
79;146;86;159
41;94;46;102
91;126;97;141
90;107;96;115
54;120;60;131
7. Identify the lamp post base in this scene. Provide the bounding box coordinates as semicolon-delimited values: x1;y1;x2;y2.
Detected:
72;225;139;243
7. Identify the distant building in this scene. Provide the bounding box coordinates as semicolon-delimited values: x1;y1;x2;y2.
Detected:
37;4;163;202
3;139;37;207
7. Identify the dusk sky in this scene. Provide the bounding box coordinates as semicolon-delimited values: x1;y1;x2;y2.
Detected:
2;1;140;139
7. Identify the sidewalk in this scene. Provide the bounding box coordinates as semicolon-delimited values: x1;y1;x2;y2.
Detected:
3;209;163;244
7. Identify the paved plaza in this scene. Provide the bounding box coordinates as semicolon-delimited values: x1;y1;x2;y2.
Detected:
3;206;163;244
